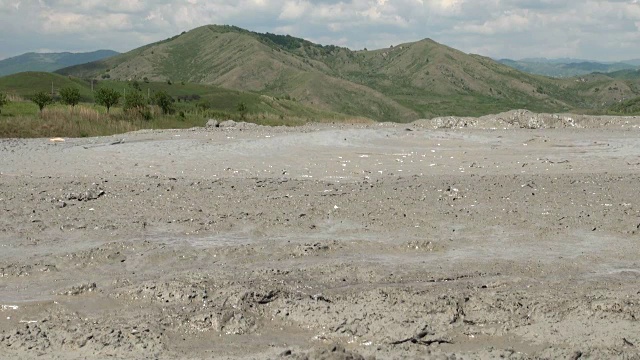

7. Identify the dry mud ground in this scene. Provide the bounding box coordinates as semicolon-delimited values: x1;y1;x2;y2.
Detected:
1;112;640;359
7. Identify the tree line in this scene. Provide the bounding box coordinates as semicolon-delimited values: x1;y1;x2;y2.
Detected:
0;86;176;117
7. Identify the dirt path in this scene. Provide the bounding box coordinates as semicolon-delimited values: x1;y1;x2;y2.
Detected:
1;114;640;359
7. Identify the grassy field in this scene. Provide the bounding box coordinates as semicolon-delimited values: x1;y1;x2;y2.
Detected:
0;72;348;119
0;72;371;138
0;100;368;138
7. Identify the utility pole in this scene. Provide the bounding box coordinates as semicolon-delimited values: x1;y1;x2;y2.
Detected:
51;82;54;98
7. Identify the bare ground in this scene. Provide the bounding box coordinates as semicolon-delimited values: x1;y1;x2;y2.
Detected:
1;111;640;359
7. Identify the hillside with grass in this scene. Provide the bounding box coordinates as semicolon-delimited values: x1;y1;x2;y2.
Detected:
56;25;640;121
0;50;118;77
0;70;360;138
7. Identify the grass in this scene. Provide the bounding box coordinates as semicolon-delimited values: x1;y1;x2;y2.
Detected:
0;72;94;100
0;97;370;138
607;97;640;115
0;105;137;138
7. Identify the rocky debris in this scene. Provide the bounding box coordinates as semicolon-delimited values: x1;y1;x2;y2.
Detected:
206;119;261;130
59;282;97;296
404;239;443;252
418;109;640;129
64;188;105;202
429;116;478;129
205;119;219;128
219;120;237;128
278;344;367;360
1;263;57;277
496;109;578;129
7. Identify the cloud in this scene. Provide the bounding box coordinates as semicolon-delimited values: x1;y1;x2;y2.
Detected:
279;0;310;20
0;0;639;61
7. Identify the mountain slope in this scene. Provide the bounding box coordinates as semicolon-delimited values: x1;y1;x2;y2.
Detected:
0;50;119;76
56;25;640;121
58;26;416;121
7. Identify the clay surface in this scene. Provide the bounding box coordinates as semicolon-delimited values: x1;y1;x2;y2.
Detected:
2;112;640;359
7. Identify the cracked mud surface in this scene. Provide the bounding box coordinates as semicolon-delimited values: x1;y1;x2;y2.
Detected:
1;112;640;359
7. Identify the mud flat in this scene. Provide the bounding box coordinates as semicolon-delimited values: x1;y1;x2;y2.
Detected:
1;111;640;359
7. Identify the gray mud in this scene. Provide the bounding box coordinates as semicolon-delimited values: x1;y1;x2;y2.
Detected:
1;112;640;359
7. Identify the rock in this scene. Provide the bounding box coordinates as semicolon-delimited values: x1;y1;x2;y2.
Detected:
205;119;219;128
218;120;237;128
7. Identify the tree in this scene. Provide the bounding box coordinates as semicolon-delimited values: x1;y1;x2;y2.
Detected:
60;87;81;107
94;88;121;114
32;91;52;112
124;90;146;111
130;80;141;92
124;90;151;120
153;90;174;114
0;92;9;114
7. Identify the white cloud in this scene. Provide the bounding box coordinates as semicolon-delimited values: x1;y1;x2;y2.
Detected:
279;0;310;20
0;0;639;61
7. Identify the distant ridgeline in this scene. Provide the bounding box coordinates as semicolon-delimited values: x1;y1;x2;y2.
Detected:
0;50;119;77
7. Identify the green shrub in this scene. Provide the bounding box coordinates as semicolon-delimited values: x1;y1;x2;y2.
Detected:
95;88;121;113
60;87;81;107
31;91;53;112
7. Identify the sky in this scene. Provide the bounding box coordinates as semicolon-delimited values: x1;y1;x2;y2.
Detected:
1;0;639;61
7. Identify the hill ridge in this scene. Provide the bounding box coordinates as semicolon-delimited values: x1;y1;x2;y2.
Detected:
55;25;640;121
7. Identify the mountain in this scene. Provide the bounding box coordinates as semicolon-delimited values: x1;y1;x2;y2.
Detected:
620;59;640;66
499;58;639;78
56;25;640;121
519;57;591;64
0;50;119;77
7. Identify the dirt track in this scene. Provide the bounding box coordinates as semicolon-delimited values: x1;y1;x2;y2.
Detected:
1;111;640;359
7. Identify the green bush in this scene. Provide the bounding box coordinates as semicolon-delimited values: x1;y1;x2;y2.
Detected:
153;90;175;114
60;87;81;107
31;91;53;112
0;92;9;114
124;90;151;120
95;88;121;113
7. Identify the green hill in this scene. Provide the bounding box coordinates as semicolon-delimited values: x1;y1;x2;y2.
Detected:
0;50;118;77
0;72;95;100
54;25;640;121
0;71;346;121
